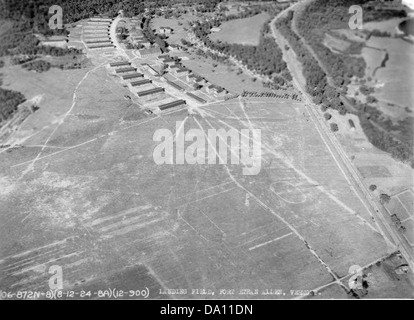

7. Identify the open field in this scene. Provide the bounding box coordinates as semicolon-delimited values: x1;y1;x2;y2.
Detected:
0;57;399;297
366;37;414;111
1;4;413;298
175;51;294;95
209;13;270;46
328;109;414;196
364;18;407;37
323;33;350;53
361;46;386;78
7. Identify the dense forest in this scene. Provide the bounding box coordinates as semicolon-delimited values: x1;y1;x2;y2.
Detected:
0;88;26;123
275;11;346;112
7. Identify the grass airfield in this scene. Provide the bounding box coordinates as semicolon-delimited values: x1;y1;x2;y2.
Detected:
0;61;396;297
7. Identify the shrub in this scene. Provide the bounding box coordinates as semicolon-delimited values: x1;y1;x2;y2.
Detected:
379;193;391;204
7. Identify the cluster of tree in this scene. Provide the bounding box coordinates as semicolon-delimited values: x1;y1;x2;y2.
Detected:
359;84;375;96
192;19;290;86
359;113;414;167
241;90;295;100
10;55;36;65
0;88;26;123
330;123;339;132
368;29;392;38
0;60;4;68
141;16;168;52
379;193;391;204
1;0;147;27
275;12;347;113
2;32;81;57
22;59;51;72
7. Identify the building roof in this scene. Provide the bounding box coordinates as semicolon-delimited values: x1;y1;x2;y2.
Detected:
110;61;130;67
130;79;152;86
166;81;184;91
159;100;186;111
137;87;165;97
115;67;136;73
186;92;206;103
138;47;161;56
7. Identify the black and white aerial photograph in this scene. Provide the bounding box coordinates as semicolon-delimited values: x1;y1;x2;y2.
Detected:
0;0;413;304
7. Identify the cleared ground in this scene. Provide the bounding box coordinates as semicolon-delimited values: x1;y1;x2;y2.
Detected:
323;33;350;53
209;13;270;46
0;56;397;298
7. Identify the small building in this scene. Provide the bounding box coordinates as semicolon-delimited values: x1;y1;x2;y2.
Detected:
194;77;207;85
206;84;223;95
137;46;162;58
175;68;190;76
110;61;130;67
159;27;174;35
163;58;176;65
186;74;197;83
186;92;206;104
137;87;165;97
169;44;180;51
131;35;145;44
41;39;68;48
86;39;112;45
115;67;136;73
90;17;112;22
158;100;186;111
130;79;152;86
211;27;221;33
88;43;115;49
122;73;144;80
143;64;161;76
137;40;151;48
166;80;184;91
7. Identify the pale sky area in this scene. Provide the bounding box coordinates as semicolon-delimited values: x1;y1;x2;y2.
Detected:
402;0;414;10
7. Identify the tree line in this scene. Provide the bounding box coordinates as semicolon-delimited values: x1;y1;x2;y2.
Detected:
191;11;291;88
279;0;412;166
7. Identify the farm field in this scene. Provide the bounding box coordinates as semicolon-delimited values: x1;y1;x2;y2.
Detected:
0;57;400;297
323;33;350;53
366;37;414;112
363;18;406;36
209;13;270;46
176;51;293;95
361;46;386;78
